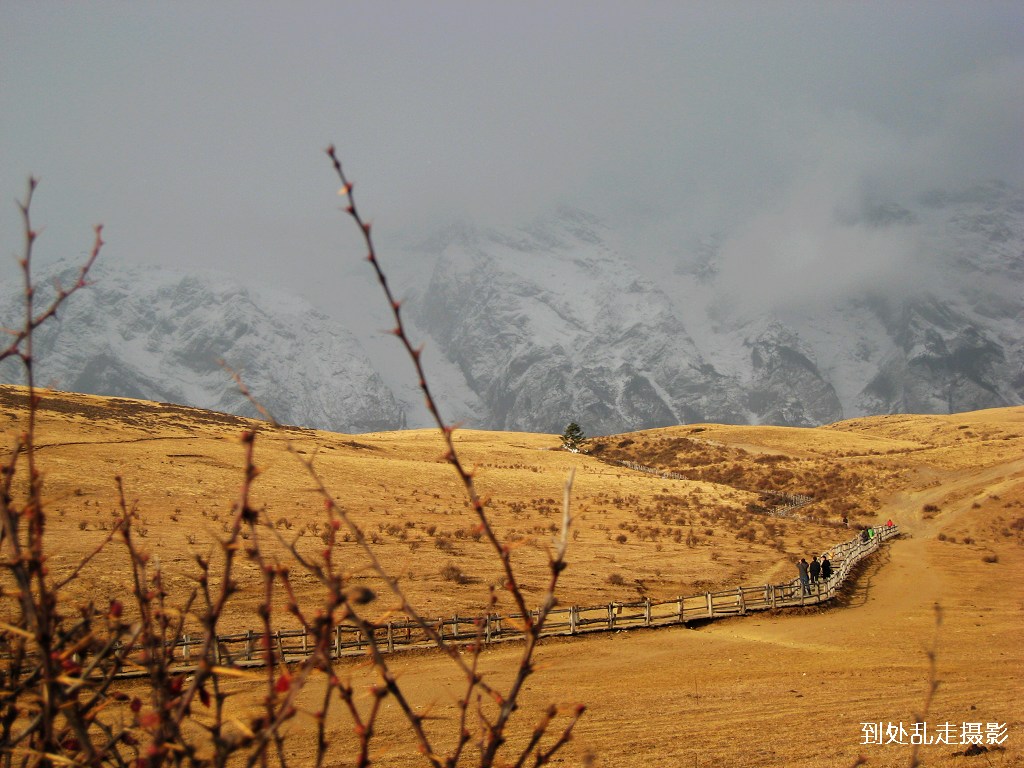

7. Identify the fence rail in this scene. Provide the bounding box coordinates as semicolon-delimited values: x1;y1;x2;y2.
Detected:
23;525;898;678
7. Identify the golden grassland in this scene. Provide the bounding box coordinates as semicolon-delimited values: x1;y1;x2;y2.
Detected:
2;385;1022;767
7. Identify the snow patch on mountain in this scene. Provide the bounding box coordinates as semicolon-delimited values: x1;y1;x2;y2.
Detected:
0;259;404;433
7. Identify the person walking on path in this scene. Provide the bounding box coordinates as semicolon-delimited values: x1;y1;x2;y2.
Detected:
821;554;832;581
797;558;811;595
809;556;821;584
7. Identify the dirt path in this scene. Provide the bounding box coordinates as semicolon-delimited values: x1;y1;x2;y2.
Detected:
884;456;1024;536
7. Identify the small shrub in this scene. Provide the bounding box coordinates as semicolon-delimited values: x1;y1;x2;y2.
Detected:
435;535;457;554
981;553;999;564
440;563;470;584
736;526;757;542
606;572;625;586
615;533;628;545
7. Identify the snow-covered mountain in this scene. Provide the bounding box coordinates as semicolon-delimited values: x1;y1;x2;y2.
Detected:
0;262;404;433
696;180;1024;422
400;181;1022;432
411;209;747;435
2;181;1020;435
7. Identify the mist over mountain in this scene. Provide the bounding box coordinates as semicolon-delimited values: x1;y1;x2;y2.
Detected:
2;181;1020;435
398;179;1024;432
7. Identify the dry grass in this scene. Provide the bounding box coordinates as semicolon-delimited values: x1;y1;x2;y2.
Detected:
3;385;1023;766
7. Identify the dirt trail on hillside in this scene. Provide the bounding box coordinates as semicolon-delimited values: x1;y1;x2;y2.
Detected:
887;455;1024;531
707;453;1023;650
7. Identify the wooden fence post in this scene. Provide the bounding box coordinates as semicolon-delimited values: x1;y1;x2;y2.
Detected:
607;603;615;630
737;587;746;616
677;596;685;624
182;634;190;662
245;630;253;661
569;606;577;635
644;598;652;626
705;592;713;618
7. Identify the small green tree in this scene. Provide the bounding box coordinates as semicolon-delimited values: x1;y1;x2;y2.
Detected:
561;421;587;453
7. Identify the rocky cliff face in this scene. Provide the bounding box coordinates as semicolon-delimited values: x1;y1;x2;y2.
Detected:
833;181;1022;418
0;261;404;433
413;209;747;434
856;295;1015;415
744;322;843;427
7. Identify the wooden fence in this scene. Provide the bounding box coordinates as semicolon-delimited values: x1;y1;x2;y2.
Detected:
63;524;898;678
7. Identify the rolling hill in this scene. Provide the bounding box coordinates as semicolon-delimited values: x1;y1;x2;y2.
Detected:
2;386;1021;766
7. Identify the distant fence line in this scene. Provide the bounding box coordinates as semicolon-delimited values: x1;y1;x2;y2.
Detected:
611;459;815;519
51;525;898;679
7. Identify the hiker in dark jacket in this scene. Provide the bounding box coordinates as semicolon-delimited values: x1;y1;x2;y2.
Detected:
809;556;821;584
821;554;832;580
797;558;810;595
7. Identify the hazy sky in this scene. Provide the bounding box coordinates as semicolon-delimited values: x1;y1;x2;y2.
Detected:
2;1;1022;313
